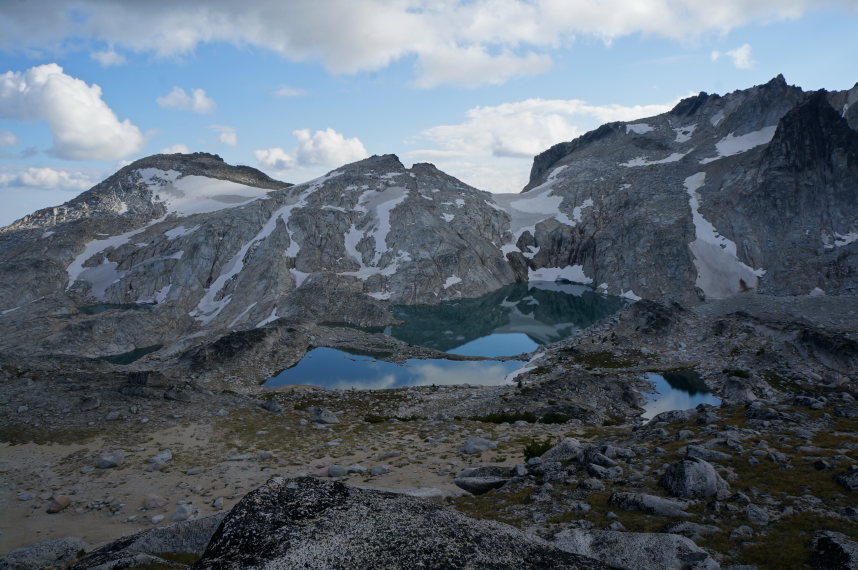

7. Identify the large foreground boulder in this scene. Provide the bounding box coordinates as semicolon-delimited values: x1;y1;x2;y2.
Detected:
554;529;720;570
0;537;87;570
193;477;613;569
660;457;729;499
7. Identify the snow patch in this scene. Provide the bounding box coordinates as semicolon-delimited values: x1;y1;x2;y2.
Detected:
809;287;826;297
454;198;465;208
528;265;592;285
441;213;454;222
626;123;654;134
685;172;765;299
164;224;199;240
834;231;858;247
621;152;688;167
674;124;697;143
256;307;279;328
443;276;462;289
621;289;642;301
291;269;309;287
41;231;55;239
710;110;725;126
700;126;777;164
367;291;392;300
522;245;540;260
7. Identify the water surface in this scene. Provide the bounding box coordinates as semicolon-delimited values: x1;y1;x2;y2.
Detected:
388;281;628;357
641;371;721;420
266;347;524;390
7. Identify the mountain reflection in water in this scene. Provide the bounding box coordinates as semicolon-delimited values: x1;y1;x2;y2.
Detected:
387;281;628;356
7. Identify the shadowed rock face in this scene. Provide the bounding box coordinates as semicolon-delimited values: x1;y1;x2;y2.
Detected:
193;477;613;570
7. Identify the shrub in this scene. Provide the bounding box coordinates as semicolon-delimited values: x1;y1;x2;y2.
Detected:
523;437;554;461
539;412;572;424
472;411;538;424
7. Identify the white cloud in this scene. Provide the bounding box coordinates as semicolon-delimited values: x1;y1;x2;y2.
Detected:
91;48;126;67
293;128;369;166
0;167;93;190
0;1;834;88
410;96;677;192
254;128;369;173
275;85;306;97
0;63;144;160
157;86;216;114
726;43;756;70
210;125;237;146
416;97;676;160
161;143;191;154
0;130;18;147
255;147;295;170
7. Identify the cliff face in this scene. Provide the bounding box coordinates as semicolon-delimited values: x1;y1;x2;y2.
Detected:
511;75;858;302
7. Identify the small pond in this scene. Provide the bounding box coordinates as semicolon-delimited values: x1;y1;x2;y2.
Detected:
641;370;721;420
265;347;524;390
387;281;629;357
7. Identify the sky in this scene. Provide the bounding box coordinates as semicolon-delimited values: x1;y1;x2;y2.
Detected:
1;0;857;227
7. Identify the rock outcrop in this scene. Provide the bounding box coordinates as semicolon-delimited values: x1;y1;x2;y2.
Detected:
192;476;611;569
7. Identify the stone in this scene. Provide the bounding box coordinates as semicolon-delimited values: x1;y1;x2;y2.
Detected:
686;445;732;462
16;491;35;501
149;449;172;464
142;494;168;509
261;398;282;413
454;466;515;495
370;465;390;477
730;525;754;539
327;465;347;478
191;477;609;569
811;531;858;570
68;513;226;570
609;492;691;518
555;529;719;570
461;436;497;454
46;495;72;513
660;458;729;499
835;467;858;492
746;504;770;525
661;521;721;543
0;536;87;569
310;407;340;424
96;451;125;469
171;504;194;522
79;395;101;411
541;438;583;462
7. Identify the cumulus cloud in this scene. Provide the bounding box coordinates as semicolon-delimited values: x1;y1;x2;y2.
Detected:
255;147;295;170
712;43;756;70
293;128;368;166
275;85;306;97
210;125;237;146
91;48;126;67
0;130;18;147
416;98;677;159
157;86;216;114
161;143;191;154
0;63;144;160
255;128;369;173
0;167;93;190
0;1;834;87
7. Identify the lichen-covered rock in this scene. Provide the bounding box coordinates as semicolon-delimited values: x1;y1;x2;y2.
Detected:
193;477;611;569
609;492;692;518
811;531;858;570
660;457;729;499
554;529;720;570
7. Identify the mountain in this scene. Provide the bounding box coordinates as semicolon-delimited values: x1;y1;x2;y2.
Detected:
1;75;856;366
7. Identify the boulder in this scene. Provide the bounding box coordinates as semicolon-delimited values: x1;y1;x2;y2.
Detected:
69;513;226;569
835;467;858;492
555;529;719;570
454;466;515;495
310;407;339;424
461;436;497;454
192;477;611;569
0;537;87;569
541;438;584;463
811;531;858;570
660;458;729;499
609;492;692;518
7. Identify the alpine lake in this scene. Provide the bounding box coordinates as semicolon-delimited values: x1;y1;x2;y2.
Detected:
266;281;720;415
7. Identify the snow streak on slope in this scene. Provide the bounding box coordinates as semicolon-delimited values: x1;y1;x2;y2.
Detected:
685;172;765;299
192;171;342;324
621;152;689;167
700;126;777;164
341;185;410;280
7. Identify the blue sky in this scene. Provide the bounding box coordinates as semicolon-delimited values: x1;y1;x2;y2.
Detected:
1;0;857;226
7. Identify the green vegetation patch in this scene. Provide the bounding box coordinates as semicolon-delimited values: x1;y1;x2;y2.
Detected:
472;411;538;424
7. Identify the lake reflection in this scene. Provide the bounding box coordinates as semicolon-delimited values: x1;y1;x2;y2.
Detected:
388;281;628;357
265;347;524;390
641;372;721;420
